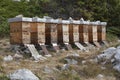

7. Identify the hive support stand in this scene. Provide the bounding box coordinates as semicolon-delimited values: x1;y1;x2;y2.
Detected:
93;41;101;48
102;41;109;47
52;43;60;52
74;42;86;50
39;43;52;57
25;44;47;61
64;43;73;50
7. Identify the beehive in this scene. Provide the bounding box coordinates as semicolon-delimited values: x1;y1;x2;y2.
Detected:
79;19;89;43
8;17;32;44
32;17;46;44
72;20;80;43
97;22;107;42
88;22;98;42
97;22;106;42
57;19;63;44
62;20;70;43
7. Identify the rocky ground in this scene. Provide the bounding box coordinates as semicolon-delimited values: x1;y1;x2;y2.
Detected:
0;37;120;80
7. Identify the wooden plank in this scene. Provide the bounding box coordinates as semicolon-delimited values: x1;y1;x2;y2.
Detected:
62;24;69;43
73;24;79;42
69;24;73;44
25;44;47;60
103;41;109;47
38;23;46;43
51;24;58;43
65;43;73;50
75;42;86;50
57;24;63;44
39;43;49;55
93;41;101;48
52;43;60;52
45;23;51;44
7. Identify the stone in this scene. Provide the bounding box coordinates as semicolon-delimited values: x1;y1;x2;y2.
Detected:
43;66;53;73
113;63;120;72
114;46;120;62
8;69;39;80
4;55;13;62
13;54;23;59
97;47;116;61
65;59;78;65
96;74;104;80
82;60;86;64
61;64;70;70
67;53;79;57
45;54;52;57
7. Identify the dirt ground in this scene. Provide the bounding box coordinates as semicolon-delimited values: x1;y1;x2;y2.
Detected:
0;37;119;80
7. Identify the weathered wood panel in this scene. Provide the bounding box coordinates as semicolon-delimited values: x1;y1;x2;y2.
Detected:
79;24;84;43
97;25;106;41
45;23;51;44
22;31;31;44
57;24;63;44
88;25;97;42
62;24;69;43
73;24;79;42
83;25;89;43
38;23;46;43
69;24;73;44
51;24;58;43
10;22;22;44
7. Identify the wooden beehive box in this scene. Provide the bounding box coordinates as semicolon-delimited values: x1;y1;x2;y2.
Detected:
32;17;46;44
69;19;73;44
97;22;107;41
72;20;80;43
8;17;32;44
79;20;89;43
62;20;70;43
57;19;63;44
50;19;60;44
88;22;98;42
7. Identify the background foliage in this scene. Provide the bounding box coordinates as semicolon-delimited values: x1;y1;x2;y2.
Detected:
0;0;120;37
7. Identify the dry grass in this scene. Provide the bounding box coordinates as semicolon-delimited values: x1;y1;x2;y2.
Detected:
0;37;120;80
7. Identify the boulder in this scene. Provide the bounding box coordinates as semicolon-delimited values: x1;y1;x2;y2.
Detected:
8;69;39;80
96;47;116;62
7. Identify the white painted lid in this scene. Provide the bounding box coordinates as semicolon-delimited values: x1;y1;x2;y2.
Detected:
8;16;32;22
32;17;46;22
72;20;80;24
62;20;70;24
100;22;107;26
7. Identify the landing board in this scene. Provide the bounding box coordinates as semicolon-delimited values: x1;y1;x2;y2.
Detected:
75;42;86;50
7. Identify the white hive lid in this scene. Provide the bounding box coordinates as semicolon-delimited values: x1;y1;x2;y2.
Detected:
73;20;80;24
100;22;107;26
8;16;32;22
62;20;70;24
32;17;46;22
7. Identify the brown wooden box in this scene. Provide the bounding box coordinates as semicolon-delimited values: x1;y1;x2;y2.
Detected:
62;24;69;43
10;22;31;44
79;24;89;43
88;24;97;42
69;24;73;44
97;25;106;41
57;24;63;44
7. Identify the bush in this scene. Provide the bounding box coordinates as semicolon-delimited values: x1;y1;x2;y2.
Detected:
0;17;9;37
